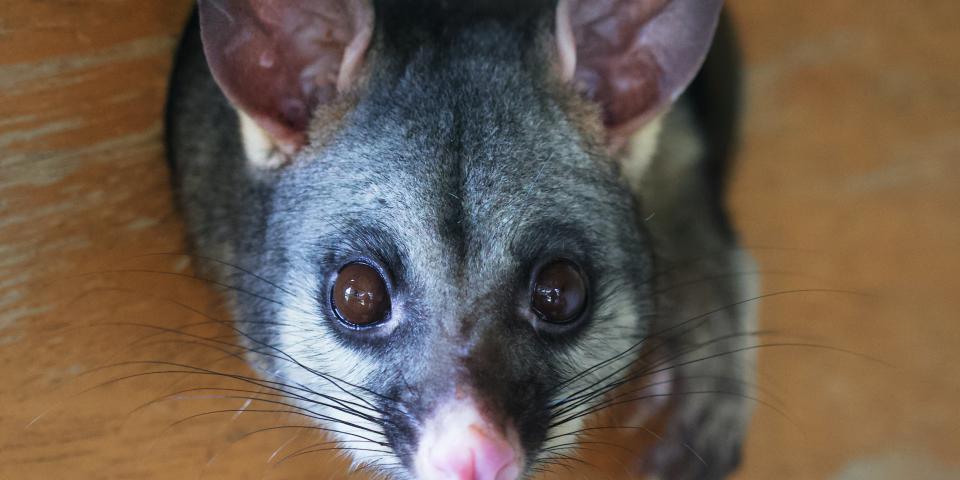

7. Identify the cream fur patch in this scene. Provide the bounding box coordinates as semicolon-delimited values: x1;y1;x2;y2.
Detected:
239;111;288;169
622;115;664;188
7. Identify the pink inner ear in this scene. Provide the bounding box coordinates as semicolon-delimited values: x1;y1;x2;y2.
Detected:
199;0;373;154
555;0;577;81
562;0;723;135
338;5;375;92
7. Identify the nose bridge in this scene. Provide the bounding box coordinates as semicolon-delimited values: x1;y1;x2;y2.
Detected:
426;261;505;342
391;282;552;476
414;297;516;410
410;226;523;408
424;299;506;384
463;326;516;397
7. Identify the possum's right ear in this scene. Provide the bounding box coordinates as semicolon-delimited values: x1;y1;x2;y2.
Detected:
198;0;373;166
554;0;723;184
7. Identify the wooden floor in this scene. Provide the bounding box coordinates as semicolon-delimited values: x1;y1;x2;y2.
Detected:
1;1;958;479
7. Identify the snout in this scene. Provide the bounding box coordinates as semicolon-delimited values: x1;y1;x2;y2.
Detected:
414;397;523;480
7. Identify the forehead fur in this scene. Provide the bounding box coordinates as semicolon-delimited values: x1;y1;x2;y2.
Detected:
276;23;633;288
266;6;654;322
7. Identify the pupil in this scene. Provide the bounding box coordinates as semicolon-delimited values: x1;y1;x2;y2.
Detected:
532;260;586;323
333;263;389;326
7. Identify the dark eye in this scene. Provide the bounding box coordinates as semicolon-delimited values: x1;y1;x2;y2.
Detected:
531;259;587;324
332;262;391;327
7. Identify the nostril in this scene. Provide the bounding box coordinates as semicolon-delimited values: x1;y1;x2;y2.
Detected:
425;425;518;480
427;441;476;479
415;399;522;480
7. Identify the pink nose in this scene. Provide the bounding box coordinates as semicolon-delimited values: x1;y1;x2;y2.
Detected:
415;398;522;480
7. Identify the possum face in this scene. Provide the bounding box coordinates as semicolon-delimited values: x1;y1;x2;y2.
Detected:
267;83;654;477
196;1;723;478
265;43;655;476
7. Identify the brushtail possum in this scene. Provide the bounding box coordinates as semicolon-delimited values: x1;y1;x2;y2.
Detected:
165;1;757;479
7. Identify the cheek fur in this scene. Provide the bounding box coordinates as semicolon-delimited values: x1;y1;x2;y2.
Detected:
539;291;646;457
272;270;397;470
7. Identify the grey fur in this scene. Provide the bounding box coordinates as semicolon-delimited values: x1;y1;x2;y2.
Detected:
166;5;755;479
638;101;757;480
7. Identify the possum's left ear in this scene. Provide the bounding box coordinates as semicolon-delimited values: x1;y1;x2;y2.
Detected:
198;0;373;166
556;0;723;138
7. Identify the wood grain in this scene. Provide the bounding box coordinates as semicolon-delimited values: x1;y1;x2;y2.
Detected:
1;1;958;479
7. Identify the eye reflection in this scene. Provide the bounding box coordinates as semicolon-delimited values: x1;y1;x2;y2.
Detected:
531;259;587;323
332;262;390;326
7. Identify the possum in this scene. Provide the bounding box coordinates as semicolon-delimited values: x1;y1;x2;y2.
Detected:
164;1;757;479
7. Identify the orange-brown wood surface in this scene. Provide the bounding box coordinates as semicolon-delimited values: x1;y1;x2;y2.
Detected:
1;1;958;479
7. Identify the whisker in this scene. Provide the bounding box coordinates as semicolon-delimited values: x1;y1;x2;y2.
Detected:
77;361;386;423
551;332;872;424
552;329;776;410
165;408;386;444
653;269;830;296
551;329;776;412
554;288;870;402
158;391;385;428
275;446;394;466
91;293;394;410
131;252;295;296
551;389;791;431
58;268;313;316
549;337;890;431
542;439;640;456
535;451;593;469
551;371;784;421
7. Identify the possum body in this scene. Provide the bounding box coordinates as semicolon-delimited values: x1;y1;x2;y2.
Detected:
166;1;755;479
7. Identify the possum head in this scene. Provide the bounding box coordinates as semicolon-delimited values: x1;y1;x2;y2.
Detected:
197;0;722;478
